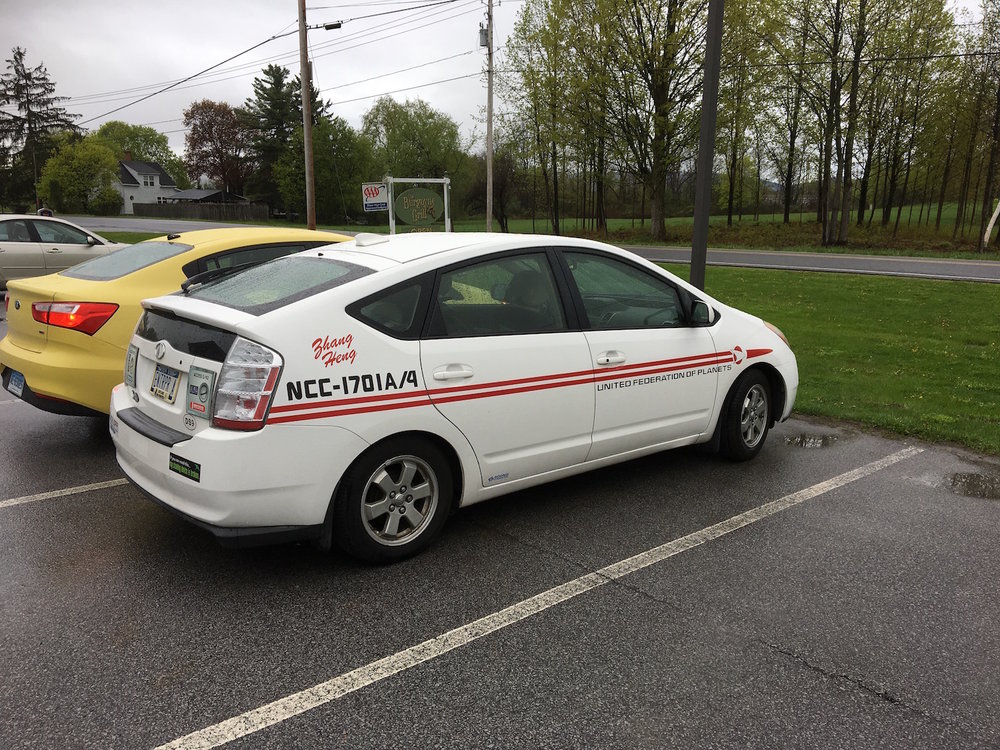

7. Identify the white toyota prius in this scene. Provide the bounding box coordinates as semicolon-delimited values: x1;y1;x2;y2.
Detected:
110;233;798;562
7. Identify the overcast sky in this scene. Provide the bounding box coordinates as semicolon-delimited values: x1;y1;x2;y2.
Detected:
2;0;517;156
3;0;983;161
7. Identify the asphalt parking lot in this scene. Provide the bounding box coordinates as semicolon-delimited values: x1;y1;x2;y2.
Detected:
2;317;1000;749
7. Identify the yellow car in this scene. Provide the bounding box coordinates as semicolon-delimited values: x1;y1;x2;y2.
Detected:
1;226;349;416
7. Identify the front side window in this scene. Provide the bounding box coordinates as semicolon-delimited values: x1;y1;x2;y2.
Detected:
0;220;32;242
32;219;90;244
564;252;684;330
428;253;566;337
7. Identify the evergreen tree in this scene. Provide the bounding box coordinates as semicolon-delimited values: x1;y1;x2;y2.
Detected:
0;46;78;209
241;65;299;211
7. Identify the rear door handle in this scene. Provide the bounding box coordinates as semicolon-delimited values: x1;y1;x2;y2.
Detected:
596;351;626;365
46;248;62;254
433;364;475;381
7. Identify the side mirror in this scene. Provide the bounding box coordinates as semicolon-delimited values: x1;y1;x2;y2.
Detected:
86;235;98;246
691;300;716;326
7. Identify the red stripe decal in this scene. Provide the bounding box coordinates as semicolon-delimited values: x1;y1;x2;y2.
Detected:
266;350;734;426
746;348;772;359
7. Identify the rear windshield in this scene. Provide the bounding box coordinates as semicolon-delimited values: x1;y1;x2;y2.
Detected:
61;241;192;281
186;255;373;315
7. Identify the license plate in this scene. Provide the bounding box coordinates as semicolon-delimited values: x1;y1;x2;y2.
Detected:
8;369;25;398
150;363;180;404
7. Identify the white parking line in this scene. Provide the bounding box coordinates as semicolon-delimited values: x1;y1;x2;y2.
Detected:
0;479;129;510
156;445;923;750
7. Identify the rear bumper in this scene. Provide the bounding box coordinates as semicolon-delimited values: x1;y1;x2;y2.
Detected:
125;474;325;548
1;366;104;417
109;384;370;545
0;336;123;415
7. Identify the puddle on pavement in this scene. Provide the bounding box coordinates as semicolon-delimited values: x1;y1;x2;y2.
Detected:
950;473;1000;501
785;434;839;449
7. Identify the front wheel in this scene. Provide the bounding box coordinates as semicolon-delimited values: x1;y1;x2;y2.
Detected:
719;370;771;461
332;437;452;563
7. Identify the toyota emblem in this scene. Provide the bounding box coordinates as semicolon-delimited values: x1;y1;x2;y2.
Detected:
155;342;166;360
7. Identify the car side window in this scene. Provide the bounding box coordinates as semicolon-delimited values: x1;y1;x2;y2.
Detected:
351;281;426;338
564;252;684;329
0;220;33;242
184;243;321;277
428;253;566;337
32;220;89;244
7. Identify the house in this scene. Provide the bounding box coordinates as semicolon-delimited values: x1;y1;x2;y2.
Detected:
114;160;180;214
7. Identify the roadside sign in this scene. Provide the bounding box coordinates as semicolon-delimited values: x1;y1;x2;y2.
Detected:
394;187;443;226
362;182;388;212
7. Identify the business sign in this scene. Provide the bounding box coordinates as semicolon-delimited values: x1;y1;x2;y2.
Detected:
394;187;443;226
362;182;388;212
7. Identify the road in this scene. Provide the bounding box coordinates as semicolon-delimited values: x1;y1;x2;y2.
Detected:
67;215;1000;284
627;245;1000;284
2;307;1000;748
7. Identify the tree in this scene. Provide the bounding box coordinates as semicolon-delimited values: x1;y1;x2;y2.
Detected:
603;0;704;239
241;65;299;211
92;120;191;189
38;135;119;213
275;115;372;224
0;47;78;209
362;97;465;180
183;100;253;194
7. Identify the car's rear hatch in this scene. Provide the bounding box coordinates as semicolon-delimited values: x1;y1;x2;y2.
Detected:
4;276;62;353
126;298;257;436
3;274;123;354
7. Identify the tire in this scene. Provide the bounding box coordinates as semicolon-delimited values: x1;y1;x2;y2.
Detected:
719;370;771;461
332;437;452;563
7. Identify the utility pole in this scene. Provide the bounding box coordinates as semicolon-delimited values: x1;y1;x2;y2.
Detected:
298;0;316;230
690;0;725;290
485;0;495;232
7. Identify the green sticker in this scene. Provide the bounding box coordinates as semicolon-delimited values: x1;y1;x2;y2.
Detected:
169;453;201;483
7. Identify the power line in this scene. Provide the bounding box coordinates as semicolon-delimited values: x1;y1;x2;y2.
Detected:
77;29;300;126
330;72;480;105
65;0;480;112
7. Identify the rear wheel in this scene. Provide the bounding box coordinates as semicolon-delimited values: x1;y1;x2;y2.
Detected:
719;370;771;461
333;437;452;563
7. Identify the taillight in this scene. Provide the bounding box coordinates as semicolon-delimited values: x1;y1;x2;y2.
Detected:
212;337;282;431
32;302;119;335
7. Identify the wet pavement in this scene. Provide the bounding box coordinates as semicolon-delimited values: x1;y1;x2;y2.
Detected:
2;330;999;747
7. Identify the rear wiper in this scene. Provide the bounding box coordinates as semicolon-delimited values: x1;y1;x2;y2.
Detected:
181;263;255;293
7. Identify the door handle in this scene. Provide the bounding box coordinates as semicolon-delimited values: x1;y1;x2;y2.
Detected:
433;364;474;381
46;248;63;254
596;351;626;365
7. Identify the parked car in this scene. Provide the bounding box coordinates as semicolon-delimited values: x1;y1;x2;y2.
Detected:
0;214;126;288
109;232;798;562
1;227;350;416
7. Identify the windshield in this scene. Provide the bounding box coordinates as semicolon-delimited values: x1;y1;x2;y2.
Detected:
186;256;374;315
61;241;192;281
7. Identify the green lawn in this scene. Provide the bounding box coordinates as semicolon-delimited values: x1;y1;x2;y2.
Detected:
664;264;1000;456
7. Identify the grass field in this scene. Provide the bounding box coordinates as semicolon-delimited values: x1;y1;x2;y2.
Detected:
99;230;1000;456
664;264;1000;456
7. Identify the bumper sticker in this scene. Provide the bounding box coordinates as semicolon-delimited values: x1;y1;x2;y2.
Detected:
169;453;201;483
